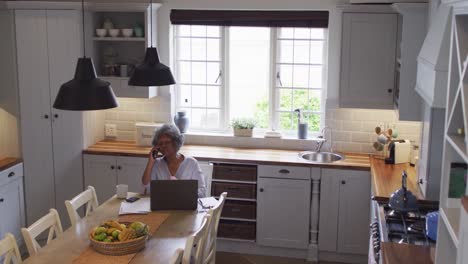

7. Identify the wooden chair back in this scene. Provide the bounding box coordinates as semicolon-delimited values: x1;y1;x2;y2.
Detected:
170;248;184;264
181;213;212;264
0;233;22;264
203;192;227;264
21;209;63;256
65;186;99;227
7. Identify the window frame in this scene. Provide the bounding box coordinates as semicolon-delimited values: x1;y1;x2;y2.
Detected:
173;25;327;135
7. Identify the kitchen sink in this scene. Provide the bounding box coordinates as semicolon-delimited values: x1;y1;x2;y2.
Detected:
299;151;345;163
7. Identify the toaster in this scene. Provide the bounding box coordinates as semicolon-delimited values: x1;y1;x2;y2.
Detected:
385;139;411;164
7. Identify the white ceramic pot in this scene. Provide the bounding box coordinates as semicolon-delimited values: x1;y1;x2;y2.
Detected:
233;128;253;137
96;28;107;37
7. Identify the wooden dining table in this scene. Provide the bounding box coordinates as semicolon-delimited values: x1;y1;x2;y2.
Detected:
23;193;206;264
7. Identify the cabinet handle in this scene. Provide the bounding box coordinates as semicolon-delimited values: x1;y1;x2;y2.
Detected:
0;198;3;203
341;180;346;185
8;172;15;178
259;188;264;192
278;169;290;174
117;166;122;170
44;114;49;119
54;114;59;118
387;89;393;93
418;179;423;184
110;165;115;170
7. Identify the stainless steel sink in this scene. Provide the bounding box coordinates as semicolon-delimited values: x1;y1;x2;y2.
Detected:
299;151;345;163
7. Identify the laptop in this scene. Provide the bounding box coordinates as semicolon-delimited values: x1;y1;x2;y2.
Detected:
150;180;198;210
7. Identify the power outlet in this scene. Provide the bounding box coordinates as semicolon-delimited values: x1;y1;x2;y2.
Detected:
105;124;117;137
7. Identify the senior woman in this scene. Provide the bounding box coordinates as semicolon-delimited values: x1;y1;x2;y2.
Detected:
141;124;207;197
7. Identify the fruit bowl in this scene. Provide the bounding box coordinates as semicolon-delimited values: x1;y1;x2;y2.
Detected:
89;221;149;256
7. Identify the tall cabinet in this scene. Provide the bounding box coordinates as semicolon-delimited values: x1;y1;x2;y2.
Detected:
436;1;468;263
15;10;84;227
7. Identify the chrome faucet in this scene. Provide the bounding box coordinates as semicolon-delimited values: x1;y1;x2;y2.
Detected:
316;126;332;152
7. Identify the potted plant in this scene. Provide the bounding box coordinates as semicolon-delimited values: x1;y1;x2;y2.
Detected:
231;118;256;137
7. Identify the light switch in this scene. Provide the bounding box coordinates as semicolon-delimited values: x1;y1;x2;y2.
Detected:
105;124;117;137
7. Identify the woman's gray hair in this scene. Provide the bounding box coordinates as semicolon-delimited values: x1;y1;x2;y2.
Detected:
152;124;184;152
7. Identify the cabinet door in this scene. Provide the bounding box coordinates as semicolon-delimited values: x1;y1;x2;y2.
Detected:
337;170;371;254
318;169;341;252
15;10;56;225
257;177;310;249
340;13;397;109
46;10;84;228
116;156;147;193
0;179;25;242
83;155;117;204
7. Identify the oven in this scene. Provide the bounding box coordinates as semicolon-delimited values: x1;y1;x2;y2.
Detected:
369;199;382;264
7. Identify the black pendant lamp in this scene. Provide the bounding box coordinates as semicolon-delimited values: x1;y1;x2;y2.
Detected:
53;0;118;111
128;0;176;86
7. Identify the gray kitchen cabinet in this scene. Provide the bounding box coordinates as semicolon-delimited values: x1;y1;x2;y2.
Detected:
257;165;311;249
198;161;213;197
339;12;397;109
15;9;84;228
319;168;371;255
84;154;148;203
0;163;25;244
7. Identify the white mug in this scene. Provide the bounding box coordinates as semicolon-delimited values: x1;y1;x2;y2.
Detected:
116;184;128;199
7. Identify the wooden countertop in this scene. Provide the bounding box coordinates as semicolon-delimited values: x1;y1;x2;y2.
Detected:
0;157;22;171
370;157;425;200
381;242;434;264
84;140;371;169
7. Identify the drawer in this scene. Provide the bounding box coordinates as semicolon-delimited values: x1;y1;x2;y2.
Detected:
222;200;256;219
213;164;257;182
218;220;256;240
212;182;256;199
0;163;23;187
258;165;310;180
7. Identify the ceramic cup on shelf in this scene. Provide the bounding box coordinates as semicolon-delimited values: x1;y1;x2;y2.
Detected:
122;28;133;37
109;29;120;37
96;28;107;37
134;24;144;37
116;184;128;199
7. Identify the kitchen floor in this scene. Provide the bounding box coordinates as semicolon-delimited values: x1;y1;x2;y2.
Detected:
216;252;346;264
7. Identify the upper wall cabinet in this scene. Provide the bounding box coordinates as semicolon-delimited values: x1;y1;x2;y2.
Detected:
339;12;397;109
392;3;427;121
85;4;160;98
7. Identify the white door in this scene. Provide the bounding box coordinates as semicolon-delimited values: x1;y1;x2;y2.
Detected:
0;179;25;242
340;13;397;109
15;10;56;225
83;155;117;204
337;170;371;254
46;10;84;228
257;177;311;249
116;156;147;194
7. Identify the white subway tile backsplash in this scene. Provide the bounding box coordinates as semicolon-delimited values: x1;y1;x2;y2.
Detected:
351;132;372;143
342;120;362;131
114;121;135;131
117;131;135;141
333;131;351;141
105;111;118;121
333;109;353;120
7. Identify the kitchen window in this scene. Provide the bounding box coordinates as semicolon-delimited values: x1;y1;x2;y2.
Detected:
172;10;328;134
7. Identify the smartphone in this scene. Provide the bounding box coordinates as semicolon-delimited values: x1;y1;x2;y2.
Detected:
125;197;140;203
151;148;160;159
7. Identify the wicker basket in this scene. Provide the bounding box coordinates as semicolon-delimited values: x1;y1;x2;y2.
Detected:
89;223;149;256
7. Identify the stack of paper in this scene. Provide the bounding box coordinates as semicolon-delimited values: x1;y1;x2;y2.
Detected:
119;197;151;215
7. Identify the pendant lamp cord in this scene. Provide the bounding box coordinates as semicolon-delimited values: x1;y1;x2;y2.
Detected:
150;0;153;47
82;0;86;57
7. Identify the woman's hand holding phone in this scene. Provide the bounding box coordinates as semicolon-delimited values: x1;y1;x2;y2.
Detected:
149;146;160;162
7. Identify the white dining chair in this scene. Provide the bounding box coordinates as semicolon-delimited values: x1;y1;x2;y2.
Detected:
21;208;63;256
170;248;184;264
0;233;22;264
203;192;227;264
65;186;99;227
175;213;212;264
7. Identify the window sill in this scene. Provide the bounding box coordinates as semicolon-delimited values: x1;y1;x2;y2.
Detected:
182;130;326;151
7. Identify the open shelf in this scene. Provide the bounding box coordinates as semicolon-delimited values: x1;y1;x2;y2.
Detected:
440;206;460;248
446;134;468;163
93;37;145;42
220;217;256;222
